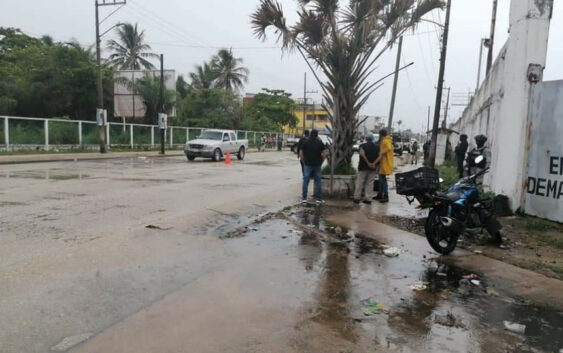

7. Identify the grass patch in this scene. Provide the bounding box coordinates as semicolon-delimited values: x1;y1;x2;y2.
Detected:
525;217;557;232
436;160;458;190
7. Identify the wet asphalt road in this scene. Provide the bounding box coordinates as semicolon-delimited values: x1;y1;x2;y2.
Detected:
1;152;562;353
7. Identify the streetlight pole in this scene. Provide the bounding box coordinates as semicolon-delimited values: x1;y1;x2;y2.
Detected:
95;0;126;153
486;0;498;73
428;0;451;168
475;38;486;92
388;36;403;131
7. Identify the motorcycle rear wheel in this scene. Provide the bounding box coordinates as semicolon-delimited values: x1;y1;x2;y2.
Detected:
425;209;460;255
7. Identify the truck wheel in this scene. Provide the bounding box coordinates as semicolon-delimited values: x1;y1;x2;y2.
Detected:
237;146;245;160
187;155;196;161
212;148;222;162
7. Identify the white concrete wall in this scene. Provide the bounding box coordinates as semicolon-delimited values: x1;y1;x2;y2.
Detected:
450;0;553;212
525;80;563;222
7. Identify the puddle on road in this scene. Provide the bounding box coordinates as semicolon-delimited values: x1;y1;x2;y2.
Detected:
221;208;563;353
3;171;89;181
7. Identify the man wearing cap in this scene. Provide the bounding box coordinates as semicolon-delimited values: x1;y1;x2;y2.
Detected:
354;133;380;204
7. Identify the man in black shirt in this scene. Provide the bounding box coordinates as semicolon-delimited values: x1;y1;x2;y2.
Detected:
296;130;310;175
354;133;379;204
299;129;328;204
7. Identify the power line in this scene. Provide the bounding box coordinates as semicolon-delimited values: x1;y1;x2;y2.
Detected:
128;0;207;46
148;41;281;50
401;52;424;114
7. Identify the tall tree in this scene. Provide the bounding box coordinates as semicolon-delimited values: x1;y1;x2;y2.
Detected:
133;74;176;124
189;62;217;89
176;75;189;99
251;0;443;169
244;89;297;131
212;49;250;91
106;23;158;70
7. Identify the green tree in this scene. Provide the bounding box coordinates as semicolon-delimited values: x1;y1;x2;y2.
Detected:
133;74;176;124
212;49;250;91
188;62;217;89
243;89;297;131
176;88;241;128
106;23;158;70
251;0;443;170
176;75;189;99
0;27;113;121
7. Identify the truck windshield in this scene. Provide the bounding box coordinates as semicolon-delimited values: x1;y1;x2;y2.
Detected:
199;131;223;140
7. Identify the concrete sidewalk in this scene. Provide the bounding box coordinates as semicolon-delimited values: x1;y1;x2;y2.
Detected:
0;150;185;165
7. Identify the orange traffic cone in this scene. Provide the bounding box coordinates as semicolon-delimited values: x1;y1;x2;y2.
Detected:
225;151;231;165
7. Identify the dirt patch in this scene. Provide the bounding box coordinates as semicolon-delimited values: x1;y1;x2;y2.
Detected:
369;212;563;281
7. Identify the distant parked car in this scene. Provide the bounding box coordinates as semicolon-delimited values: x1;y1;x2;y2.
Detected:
184;129;248;162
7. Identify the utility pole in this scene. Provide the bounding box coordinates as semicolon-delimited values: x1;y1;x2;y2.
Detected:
427;105;431;142
486;0;498;73
388;36;403;131
159;54;165;155
475;38;486;92
428;0;451;168
302;72;307;133
95;0;126;153
442;87;451;128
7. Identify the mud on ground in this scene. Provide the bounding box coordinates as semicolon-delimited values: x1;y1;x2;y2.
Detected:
364;212;563;281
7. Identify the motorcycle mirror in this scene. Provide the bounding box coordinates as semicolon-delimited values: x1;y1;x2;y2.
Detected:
439;178;444;184
475;155;484;164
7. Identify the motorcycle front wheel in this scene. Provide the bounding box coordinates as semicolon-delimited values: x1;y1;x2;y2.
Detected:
425;209;460;255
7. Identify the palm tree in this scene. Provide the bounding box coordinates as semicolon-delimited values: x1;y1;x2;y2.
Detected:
189;62;217;89
251;0;443;170
132;74;176;124
212;49;250;91
106;23;158;70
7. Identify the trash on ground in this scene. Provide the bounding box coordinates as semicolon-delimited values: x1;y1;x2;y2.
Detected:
291;230;303;235
428;261;439;271
462;274;480;281
383;247;401;257
51;333;92;352
361;299;388;316
434;312;465;328
246;226;260;231
334;227;343;235
474;250;483;254
503;321;526;334
470;280;481;286
145;224;172;231
437;272;447;277
409;282;428;291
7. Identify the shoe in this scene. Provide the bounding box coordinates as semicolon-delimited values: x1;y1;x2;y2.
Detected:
362;200;372;205
315;199;325;205
301;199;308;205
373;193;382;200
353;199;361;204
379;195;389;203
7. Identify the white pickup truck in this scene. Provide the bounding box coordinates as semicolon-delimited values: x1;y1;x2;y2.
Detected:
184;129;249;162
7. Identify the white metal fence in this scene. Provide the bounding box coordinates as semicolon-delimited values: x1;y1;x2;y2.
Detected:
1;116;293;152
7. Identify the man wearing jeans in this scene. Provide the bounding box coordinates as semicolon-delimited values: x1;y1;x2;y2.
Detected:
299;129;328;204
375;129;394;203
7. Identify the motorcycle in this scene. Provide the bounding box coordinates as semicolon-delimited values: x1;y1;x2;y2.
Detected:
400;156;503;255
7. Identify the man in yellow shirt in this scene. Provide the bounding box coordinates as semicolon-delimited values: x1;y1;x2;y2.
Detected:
375;129;394;203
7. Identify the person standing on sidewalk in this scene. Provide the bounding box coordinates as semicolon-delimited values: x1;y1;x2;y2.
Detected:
410;140;419;165
455;134;469;178
299;129;328;205
375;129;394;203
354;133;379;204
296;130;310;175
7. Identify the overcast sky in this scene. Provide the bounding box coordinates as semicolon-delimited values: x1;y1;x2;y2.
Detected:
1;0;561;132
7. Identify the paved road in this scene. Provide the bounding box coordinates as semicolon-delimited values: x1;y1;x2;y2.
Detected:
1;152;562;353
0;152;301;353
